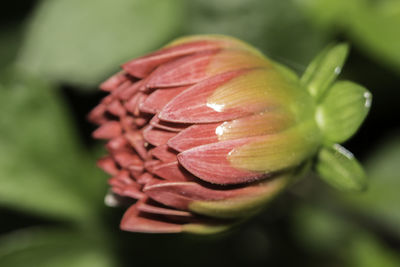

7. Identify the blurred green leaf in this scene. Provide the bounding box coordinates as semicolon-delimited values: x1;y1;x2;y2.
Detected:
293;204;400;267
0;25;23;70
298;0;400;74
341;134;400;236
186;0;329;71
18;0;185;87
0;228;115;267
316;144;367;192
348;233;400;267
0;68;105;221
316;81;371;144
301;43;349;100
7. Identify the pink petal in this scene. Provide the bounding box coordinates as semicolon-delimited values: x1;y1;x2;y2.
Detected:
178;139;266;184
113;151;143;169
120;203;184;233
100;71;129;92
149;116;189;132
140;86;189;114
158;70;248;123
97;156;119;176
168;123;219;152
107;100;126;117
117;79;146;100
121;40;221;78
106;136;129;153
151;161;196;182
149;144;178;162
137;200;193;217
88;104;107;124
124;131;148;160
146;51;217;88
142;126;177;146
92;121;122;139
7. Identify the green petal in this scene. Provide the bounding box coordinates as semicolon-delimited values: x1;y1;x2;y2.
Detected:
189;174;291;219
316;144;367;192
301;43;349;100
316;81;372;144
182;222;235;235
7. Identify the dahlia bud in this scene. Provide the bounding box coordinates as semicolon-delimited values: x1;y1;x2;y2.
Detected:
89;35;371;234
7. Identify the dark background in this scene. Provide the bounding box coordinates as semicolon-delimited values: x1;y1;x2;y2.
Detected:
1;0;399;266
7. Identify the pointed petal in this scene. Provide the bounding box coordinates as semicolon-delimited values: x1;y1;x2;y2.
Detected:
168;123;219;152
122;40;222;78
142;126;177;146
189;174;291;218
118;79;146;100
143;175;289;217
149;144;178;162
146;51;218;88
151;161;196;182
149;116;189;132
97;156;119;176
88;104;107;124
106;136;129;153
227;123;321;173
107;100;126;117
140;86;189;114
158;70;248;123
137;200;193;217
120;203;183;233
100;71;129;91
92;121;122;139
113;151;143;169
178;139;266;184
216;110;293;141
124;131;148;160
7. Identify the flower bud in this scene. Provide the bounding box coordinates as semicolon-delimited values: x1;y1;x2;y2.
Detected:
89;35;370;234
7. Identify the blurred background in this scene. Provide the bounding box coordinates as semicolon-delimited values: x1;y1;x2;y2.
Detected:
0;0;399;266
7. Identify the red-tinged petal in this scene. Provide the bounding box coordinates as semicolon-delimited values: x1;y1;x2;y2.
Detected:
149;144;178;162
147;48;271;89
143;126;177;146
107;100;126;117
137;172;155;185
88;104;107;124
92;121;122;139
178;139;266;184
120;116;136;132
97;156;119;176
149;116;189;132
121;186;146;199
124;131;148;160
113;151;143;169
122;40;222;78
168;123;219;152
151;161;195;182
146;51;217;88
140;86;189;114
216;110;293;141
120;203;184;233
100;71;129;91
158;70;249;123
118;79;146;100
137;201;193;217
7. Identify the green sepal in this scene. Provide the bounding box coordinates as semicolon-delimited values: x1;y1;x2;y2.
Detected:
316;144;367;192
301;43;349;100
316;81;372;144
182;222;235;235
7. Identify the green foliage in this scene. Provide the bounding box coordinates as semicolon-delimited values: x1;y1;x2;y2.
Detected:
316;81;371;144
316;144;367;192
18;0;185;87
186;0;329;70
301;43;349;100
298;0;400;74
0;68;105;221
341;135;400;236
0;228;115;267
